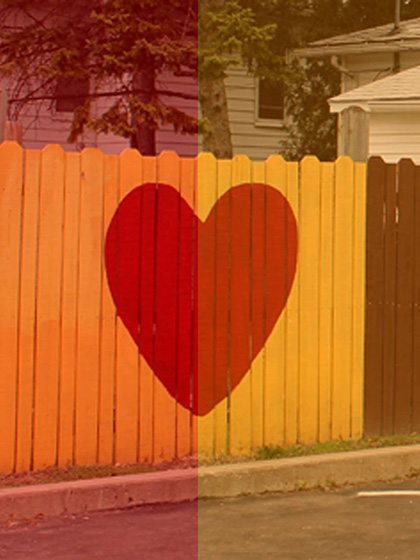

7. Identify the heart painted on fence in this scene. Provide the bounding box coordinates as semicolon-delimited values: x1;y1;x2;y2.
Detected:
105;182;298;416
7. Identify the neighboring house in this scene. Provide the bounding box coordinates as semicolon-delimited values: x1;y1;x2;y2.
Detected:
329;64;420;163
294;17;420;161
3;67;285;160
223;67;286;161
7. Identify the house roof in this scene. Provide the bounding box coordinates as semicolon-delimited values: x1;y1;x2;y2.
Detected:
295;17;420;57
329;64;420;113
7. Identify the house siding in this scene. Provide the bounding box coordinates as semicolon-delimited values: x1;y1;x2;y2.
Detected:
4;63;285;160
343;51;420;92
337;52;420;163
224;67;287;161
369;112;420;163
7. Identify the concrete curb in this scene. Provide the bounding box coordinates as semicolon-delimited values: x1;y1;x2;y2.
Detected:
0;469;197;524
198;445;420;497
1;445;420;523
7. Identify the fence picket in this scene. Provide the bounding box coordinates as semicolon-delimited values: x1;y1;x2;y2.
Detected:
114;149;143;464
15;149;40;472
0;142;23;472
381;163;397;436
57;152;81;467
413;166;420;433
33;145;65;470
74;149;104;465
284;162;299;445
213;159;231;456
229;155;253;455
394;159;416;434
364;157;386;436
250;161;266;451
332;156;355;440
153;151;180;460
318;162;334;442
197;152;217;457
137;156;158;463
264;155;288;447
98;154;118;465
298;156;321;443
351;162;366;439
177;157;196;459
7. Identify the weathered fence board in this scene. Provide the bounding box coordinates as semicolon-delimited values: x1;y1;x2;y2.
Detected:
365;157;420;436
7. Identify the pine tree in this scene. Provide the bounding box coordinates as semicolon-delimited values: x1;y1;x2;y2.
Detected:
0;0;198;155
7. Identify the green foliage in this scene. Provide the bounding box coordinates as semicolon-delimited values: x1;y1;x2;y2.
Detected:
198;0;282;82
283;58;340;161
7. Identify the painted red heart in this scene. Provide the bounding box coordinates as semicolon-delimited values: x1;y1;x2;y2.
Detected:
105;182;298;416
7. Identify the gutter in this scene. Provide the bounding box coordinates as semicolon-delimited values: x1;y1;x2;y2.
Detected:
294;40;420;58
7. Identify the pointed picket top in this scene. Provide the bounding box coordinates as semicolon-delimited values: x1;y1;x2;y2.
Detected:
335;155;353;166
266;153;286;166
300;155;321;172
81;147;104;172
367;155;386;164
157;150;180;188
300;155;322;198
40;144;65;185
232;153;252;186
158;149;179;160
300;154;320;166
41;143;65;155
119;147;143;199
197;151;217;165
0;141;23;183
335;155;355;181
266;153;287;195
120;146;143;165
397;157;417;168
81;146;103;157
0;139;23;152
335;155;355;192
81;147;104;193
197;152;217;220
367;155;386;175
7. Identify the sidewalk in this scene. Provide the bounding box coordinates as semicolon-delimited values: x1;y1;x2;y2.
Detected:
1;444;420;524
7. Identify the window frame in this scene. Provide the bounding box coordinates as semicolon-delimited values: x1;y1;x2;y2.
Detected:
254;77;285;129
55;76;90;113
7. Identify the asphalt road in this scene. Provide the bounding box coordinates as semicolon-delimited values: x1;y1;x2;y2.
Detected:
2;478;420;559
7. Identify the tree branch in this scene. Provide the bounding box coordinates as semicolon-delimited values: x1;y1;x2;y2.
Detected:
8;87;198;104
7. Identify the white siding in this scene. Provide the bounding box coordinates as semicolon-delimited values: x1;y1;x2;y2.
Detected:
344;51;420;92
369;112;420;163
224;67;287;161
3;66;286;160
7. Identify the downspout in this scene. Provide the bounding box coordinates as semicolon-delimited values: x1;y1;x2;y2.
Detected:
330;55;355;81
393;0;401;72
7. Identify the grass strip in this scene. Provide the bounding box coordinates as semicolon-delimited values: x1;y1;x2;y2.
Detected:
2;434;420;488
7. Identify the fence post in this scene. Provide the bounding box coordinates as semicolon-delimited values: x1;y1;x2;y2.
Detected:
338;106;369;162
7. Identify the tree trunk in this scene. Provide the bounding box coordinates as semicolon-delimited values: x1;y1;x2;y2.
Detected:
199;76;233;159
131;68;156;156
198;0;233;159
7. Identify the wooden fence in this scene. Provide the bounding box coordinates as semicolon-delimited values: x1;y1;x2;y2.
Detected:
365;157;420;436
0;142;366;473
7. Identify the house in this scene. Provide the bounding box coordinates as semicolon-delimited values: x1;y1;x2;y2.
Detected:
2;59;284;161
3;69;284;161
329;64;420;163
294;16;420;161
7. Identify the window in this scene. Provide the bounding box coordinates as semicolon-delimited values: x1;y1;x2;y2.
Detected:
55;77;89;112
257;79;284;122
